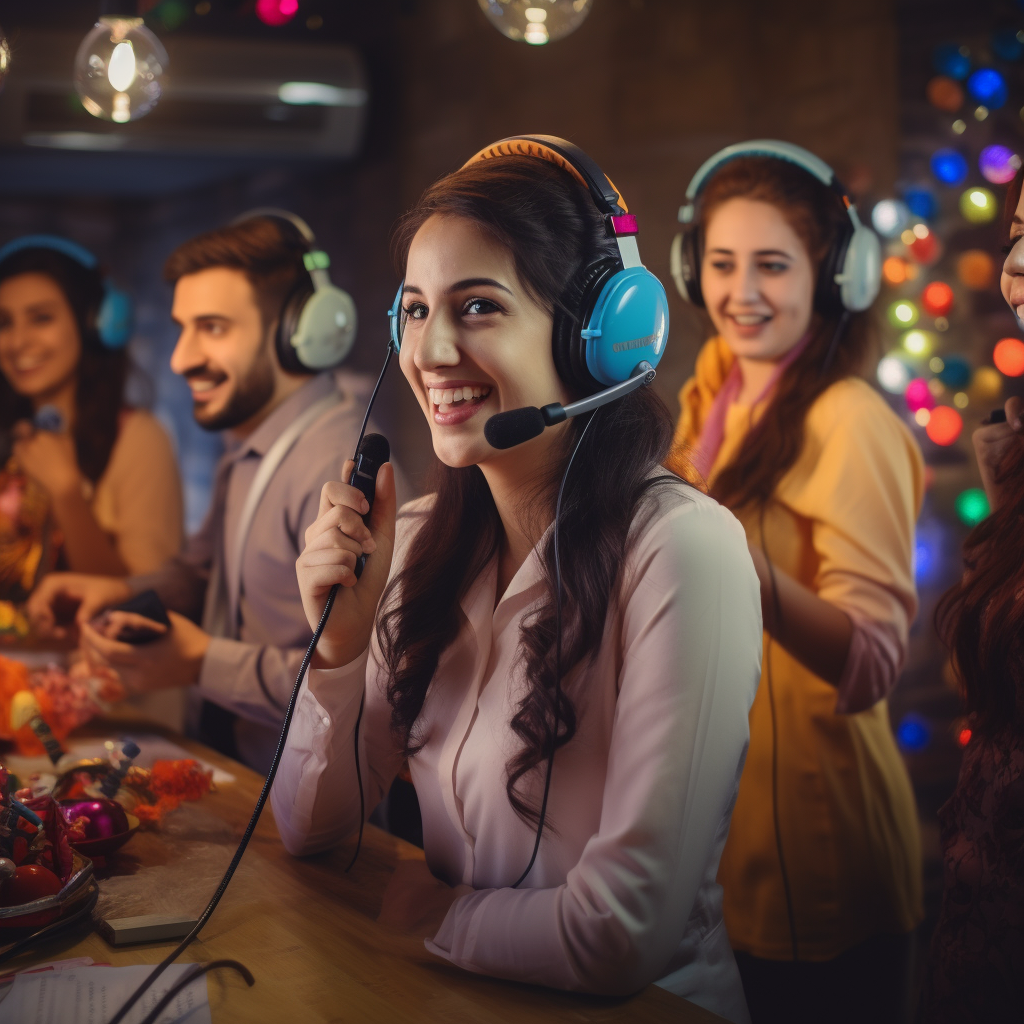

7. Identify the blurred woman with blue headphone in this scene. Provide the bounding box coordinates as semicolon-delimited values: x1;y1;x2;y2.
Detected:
667;143;924;1023
270;137;763;1021
0;237;182;598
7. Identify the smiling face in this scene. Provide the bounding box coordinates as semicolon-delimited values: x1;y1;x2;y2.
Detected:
398;213;570;470
701;197;817;362
0;272;83;406
1001;187;1024;319
169;266;279;434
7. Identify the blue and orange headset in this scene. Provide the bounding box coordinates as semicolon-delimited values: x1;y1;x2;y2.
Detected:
669;139;881;315
0;234;134;348
387;134;669;398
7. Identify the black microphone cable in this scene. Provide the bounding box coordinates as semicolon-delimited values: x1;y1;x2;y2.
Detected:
511;410;595;889
107;345;396;1024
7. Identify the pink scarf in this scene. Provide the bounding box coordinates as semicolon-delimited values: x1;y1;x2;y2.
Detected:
691;332;812;481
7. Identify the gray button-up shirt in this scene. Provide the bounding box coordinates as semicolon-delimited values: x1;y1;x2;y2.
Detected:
130;370;407;772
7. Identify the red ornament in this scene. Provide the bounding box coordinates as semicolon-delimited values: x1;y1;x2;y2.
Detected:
0;863;62;928
921;281;954;317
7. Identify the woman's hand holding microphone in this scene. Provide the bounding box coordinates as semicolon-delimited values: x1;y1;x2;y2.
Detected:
974;396;1024;512
296;459;397;671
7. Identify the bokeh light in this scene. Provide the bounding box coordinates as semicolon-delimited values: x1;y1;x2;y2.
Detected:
908;226;940;264
957;727;972;747
882;256;910;286
955;487;990;526
928;378;945;397
904;187;937;220
953;391;969;408
952;118;967;134
938;354;972;388
877;355;912;394
967;68;1008;109
921;281;954;317
975;105;990;121
888;300;919;328
979;144;1021;184
915;408;932;426
926;406;963;445
970;365;1003;400
902;329;933;356
871;199;910;237
991;29;1024;61
956;250;995;289
897;715;931;752
993;337;1024;376
905;377;935;412
959;186;998;223
931;148;968;184
926;76;964;112
933;43;971;80
255;0;299;26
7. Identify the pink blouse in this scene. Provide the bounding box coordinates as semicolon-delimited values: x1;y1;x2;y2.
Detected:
270;483;762;1023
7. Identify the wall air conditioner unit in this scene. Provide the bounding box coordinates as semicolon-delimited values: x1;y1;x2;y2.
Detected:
0;31;368;158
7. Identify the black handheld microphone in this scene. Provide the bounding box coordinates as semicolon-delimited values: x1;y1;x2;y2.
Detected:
484;362;656;451
348;432;390;578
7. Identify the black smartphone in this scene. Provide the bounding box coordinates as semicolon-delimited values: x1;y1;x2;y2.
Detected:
109;589;171;644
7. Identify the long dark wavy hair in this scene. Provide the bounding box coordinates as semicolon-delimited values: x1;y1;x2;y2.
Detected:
376;156;677;826
0;247;129;483
934;167;1024;735
699;157;878;511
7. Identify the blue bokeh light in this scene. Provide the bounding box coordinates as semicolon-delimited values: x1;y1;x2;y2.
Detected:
938;354;972;388
932;148;968;185
933;43;971;80
967;68;1008;109
991;29;1024;62
904;187;937;219
897;715;931;752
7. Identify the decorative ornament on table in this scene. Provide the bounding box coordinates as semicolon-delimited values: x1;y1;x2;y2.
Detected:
477;0;593;45
74;8;169;123
0;655;125;756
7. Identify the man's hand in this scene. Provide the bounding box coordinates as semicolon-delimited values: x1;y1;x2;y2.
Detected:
79;609;210;694
973;395;1024;511
27;573;133;640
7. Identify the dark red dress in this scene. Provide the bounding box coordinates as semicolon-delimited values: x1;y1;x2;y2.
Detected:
917;722;1024;1023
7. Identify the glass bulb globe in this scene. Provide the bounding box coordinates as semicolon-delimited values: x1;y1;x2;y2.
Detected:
74;18;169;123
477;0;593;45
0;23;11;91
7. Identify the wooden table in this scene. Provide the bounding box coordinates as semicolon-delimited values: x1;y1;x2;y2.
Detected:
2;719;724;1023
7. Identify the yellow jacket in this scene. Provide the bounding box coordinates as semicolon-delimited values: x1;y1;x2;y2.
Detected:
668;337;924;960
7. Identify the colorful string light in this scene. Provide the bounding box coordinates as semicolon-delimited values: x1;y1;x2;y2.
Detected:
926;406;963;446
993;337;1024;376
979;144;1021;185
955;488;990;526
959;187;998;224
921;281;954;317
931;148;969;185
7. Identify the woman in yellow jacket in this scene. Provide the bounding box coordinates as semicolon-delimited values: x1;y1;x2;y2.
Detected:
667;142;923;1024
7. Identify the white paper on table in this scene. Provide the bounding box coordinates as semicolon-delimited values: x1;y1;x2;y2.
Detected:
5;734;235;785
0;963;211;1024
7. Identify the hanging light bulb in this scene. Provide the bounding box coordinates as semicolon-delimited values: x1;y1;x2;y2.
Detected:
74;8;169;124
0;23;11;92
478;0;593;45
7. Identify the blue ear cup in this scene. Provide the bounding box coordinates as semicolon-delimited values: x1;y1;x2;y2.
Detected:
0;234;135;349
388;280;405;353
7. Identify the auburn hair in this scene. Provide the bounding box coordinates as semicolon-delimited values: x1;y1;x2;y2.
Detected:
934;165;1024;734
698;156;878;511
0;246;129;483
376;156;677;826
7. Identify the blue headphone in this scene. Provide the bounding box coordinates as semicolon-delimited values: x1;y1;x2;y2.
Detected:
669;139;881;315
0;234;134;348
388;135;669;394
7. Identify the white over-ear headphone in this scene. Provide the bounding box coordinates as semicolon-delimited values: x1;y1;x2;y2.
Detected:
233;208;357;372
669;139;881;315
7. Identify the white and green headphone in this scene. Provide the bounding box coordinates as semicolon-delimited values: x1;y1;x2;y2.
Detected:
233;208;357;372
669;139;881;315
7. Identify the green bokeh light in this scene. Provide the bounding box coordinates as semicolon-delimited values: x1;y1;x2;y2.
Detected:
955;487;990;526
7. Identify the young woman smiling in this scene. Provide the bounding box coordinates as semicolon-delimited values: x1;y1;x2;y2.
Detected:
667;149;924;1023
0;241;182;593
270;143;763;1021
